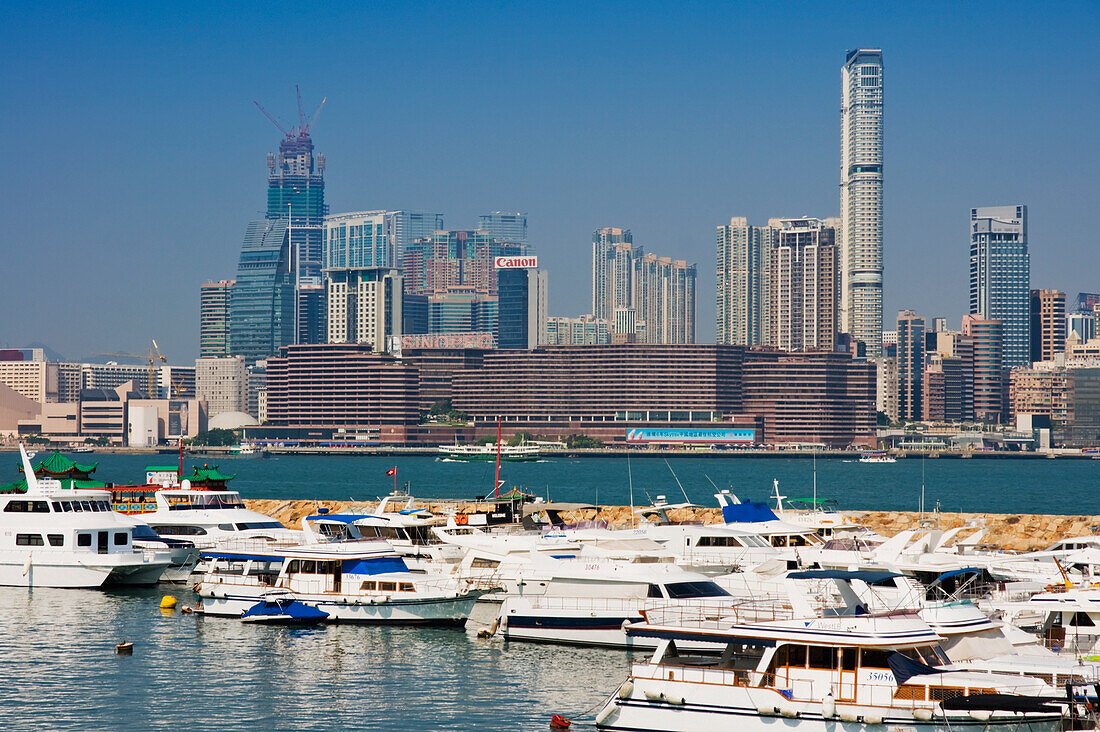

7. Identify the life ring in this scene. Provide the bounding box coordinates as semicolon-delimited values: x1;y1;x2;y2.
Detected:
456;514;469;525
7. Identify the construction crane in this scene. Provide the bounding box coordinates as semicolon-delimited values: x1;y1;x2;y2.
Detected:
253;87;326;140
88;340;166;398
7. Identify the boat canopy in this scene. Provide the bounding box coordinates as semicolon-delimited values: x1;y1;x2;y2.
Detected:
306;513;373;523
721;501;780;524
242;600;329;621
887;652;945;684
341;556;409;575
788;569;905;584
928;567;983;585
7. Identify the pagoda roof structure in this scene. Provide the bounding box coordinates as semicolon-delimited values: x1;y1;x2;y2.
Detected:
188;464;236;488
17;450;98;480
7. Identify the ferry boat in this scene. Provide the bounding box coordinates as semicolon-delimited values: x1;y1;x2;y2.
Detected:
860;450;897;463
592;606;1069;731
0;446;170;588
196;541;483;624
437;443;541;462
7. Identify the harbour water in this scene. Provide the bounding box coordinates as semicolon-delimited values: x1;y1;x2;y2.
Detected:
3;450;1097;514
2;451;1097;730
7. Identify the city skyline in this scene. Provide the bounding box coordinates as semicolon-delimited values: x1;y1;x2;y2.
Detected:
2;2;1098;361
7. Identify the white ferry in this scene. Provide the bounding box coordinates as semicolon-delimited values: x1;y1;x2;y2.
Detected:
593;607;1068;731
196;540;483;624
437;443;541;462
0;446;170;588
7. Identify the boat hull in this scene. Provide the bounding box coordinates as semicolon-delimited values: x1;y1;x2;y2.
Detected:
199;589;478;625
597;680;1063;732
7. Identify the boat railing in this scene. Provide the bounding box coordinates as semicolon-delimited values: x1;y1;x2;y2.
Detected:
640;599;805;627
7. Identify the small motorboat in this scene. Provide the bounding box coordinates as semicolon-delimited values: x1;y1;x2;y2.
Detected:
240;593;329;625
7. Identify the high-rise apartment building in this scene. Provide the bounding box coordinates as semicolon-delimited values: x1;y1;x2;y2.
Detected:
195;356;249;419
591;227;633;321
962;314;1004;422
770;218;838;352
633;254;697;344
896;310;925;420
402;231;524;296
1030;289;1066;363
229;219;294;363
545;315;610;345
199;280;234;357
840;48;884;356
970;205;1030;369
326;268;403;351
478;212;528;245
716;217;777;346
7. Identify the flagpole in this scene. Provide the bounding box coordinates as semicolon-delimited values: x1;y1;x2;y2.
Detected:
393;466;397;495
495;416;502;499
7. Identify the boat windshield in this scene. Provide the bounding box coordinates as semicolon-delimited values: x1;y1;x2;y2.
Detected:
131;525;161;540
664;581;731;599
166;493;246;510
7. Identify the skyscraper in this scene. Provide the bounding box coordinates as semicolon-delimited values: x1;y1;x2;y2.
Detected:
633;255;697;344
478;212;528;245
266;125;327;283
840;48;885;356
969;205;1030;368
401;230;524;296
200;280;234;357
591;227;633;321
324;210;446;270
1030;289;1066;363
896;310;925;420
962;314;1004;422
229;218;293;363
770;218;838;352
496;263;548;349
326;268;403;351
716;217;777;346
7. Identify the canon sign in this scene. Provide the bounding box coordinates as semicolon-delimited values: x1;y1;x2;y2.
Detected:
494;256;538;269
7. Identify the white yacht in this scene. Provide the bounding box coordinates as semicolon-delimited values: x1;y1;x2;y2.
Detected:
196;540;482;624
0;446;169;588
592;607;1069;731
143;482;302;550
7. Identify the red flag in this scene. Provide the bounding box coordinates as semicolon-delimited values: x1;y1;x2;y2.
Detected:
386;467;397;476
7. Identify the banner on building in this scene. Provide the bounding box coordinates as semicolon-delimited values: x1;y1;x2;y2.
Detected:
396;332;496;350
494;256;538;269
625;428;755;443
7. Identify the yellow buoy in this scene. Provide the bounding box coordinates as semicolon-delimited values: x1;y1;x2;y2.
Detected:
160;595;178;610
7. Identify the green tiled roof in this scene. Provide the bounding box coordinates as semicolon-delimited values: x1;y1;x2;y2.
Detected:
190;466;235;482
145;466;181;472
0;477;107;494
19;450;98;478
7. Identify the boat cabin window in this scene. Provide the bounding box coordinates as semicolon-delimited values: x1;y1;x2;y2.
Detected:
1068;612;1096;627
770;533;822;548
859;649;894;668
664;581;731;599
774;644;810;668
648;584;665;598
379;582;397;592
235;522;284;530
77;533;91;547
287;560;341;575
16;534;45;546
5;501;50;513
899;646;949;666
165;493;246;510
113;532;128;546
218;524;236;531
470;558;500;569
48;534;64;546
360;581;376;590
399;582;414;592
151;525;207;536
696;535;743;548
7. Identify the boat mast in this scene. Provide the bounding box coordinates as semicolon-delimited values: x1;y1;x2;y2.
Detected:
494;416;502;498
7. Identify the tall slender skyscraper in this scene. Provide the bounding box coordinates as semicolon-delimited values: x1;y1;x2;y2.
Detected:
200;280;234;357
896;310;925;420
591;227;633;321
770;218;838;352
970;205;1030;369
840;48;884;356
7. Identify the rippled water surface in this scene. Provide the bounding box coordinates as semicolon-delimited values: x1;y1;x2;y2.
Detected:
2;451;1097;514
0;586;625;731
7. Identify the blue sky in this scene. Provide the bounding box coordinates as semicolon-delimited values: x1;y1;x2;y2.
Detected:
1;1;1098;362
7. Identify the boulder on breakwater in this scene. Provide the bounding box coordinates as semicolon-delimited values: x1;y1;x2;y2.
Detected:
244;499;1099;553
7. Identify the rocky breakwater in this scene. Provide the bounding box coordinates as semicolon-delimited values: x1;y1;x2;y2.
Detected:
244;499;1100;553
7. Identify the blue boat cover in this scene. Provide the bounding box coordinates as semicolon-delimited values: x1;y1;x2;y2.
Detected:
242;600;329;621
341;556;408;575
305;514;373;523
888;652;945;684
721;501;779;523
929;567;982;584
787;569;904;583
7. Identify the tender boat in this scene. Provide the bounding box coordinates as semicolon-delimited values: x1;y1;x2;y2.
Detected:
592;605;1070;731
196;540;483;624
240;590;330;625
0;445;170;588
